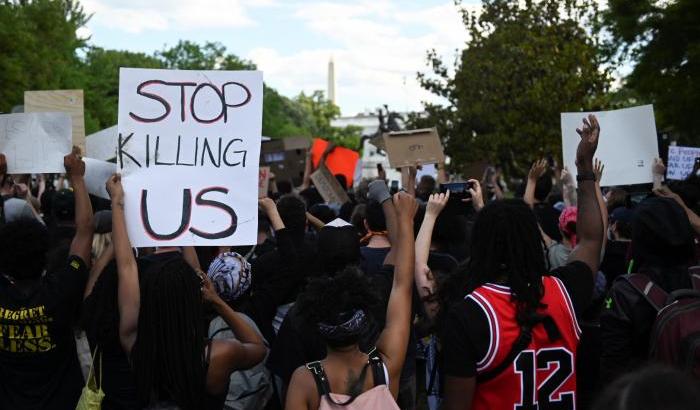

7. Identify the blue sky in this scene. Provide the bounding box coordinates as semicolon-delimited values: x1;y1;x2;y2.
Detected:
79;0;479;115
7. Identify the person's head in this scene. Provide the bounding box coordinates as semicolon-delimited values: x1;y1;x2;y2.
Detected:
631;197;695;271
276;180;293;195
132;257;206;409
275;194;307;240
606;187;630;213
464;199;547;325
609;207;633;241
91;210;112;262
51;188;75;225
309;203;336;224
417;175;436;201
207;252;251;305
257;210;271;239
363;200;386;233
0;218;49;280
534;172;553;202
318;222;360;275
350;203;367;238
592;365;700;410
558;207;578;247
296;267;381;349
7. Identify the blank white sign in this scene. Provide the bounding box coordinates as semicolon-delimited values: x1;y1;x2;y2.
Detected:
561;105;659;187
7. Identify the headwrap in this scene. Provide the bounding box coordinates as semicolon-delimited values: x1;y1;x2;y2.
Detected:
558;206;578;247
318;309;368;342
207;252;252;303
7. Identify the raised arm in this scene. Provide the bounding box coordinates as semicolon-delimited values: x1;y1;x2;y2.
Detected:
107;174;140;354
654;186;700;234
375;192;417;394
561;167;577;207
299;151;313;191
652;158;666;191
415;191;449;318
83;242;114;299
182;246;201;271
66;150;94;264
368;180;397;263
594;159;609;254
568;115;604;275
401;166;417;196
524;159;547;208
201;274;266;372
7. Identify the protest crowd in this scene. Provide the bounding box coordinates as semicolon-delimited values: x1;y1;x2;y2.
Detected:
3;99;700;410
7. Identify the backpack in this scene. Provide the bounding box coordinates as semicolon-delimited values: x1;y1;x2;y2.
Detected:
623;267;700;378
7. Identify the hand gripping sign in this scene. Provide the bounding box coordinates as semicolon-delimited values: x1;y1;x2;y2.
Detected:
117;68;263;247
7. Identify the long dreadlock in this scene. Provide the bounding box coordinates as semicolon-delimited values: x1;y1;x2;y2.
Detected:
462;199;549;327
132;257;207;410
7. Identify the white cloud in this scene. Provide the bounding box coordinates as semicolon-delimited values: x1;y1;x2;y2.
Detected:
81;0;258;33
250;1;468;115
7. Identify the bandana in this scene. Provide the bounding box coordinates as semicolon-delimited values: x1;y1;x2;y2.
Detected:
318;309;368;342
207;252;252;303
559;206;578;247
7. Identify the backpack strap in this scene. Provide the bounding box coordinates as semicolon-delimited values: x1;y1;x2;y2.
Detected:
477;324;533;383
367;347;387;386
622;274;668;312
687;266;700;292
306;361;332;397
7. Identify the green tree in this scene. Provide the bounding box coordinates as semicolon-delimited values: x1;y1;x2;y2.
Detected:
157;40;255;70
81;47;163;133
0;0;87;113
294;90;362;149
413;0;610;175
604;0;700;143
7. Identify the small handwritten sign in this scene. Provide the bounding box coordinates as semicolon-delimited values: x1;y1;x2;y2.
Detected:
667;146;700;180
311;164;350;204
382;128;445;168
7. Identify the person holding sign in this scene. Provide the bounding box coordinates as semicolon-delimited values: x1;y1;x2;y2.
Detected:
107;175;266;410
0;150;94;410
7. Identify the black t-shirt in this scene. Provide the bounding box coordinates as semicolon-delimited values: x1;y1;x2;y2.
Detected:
0;256;88;410
441;261;593;378
360;246;390;277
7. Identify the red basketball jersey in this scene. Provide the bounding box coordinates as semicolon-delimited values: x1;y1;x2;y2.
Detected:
468;276;581;410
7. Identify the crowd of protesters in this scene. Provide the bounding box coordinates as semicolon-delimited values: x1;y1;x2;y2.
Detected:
1;115;700;410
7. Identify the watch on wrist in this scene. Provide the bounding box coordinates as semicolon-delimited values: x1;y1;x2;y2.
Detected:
576;171;596;182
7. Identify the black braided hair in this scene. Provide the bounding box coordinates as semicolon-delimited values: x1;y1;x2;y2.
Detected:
461;199;549;326
131;257;207;410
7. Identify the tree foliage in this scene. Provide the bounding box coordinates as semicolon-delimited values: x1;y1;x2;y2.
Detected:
413;0;610;175
604;0;700;143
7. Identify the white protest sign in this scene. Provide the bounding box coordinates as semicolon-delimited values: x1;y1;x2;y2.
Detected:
86;125;117;161
667;146;700;181
0;112;72;174
561;105;659;187
118;68;263;247
84;158;116;199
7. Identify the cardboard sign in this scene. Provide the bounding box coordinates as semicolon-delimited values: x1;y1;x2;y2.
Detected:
561;105;659;187
311;164;350;204
0;112;72;174
667;146;700;180
86;125;117;161
258;166;270;197
382;128;445;169
24;90;85;152
117;68;263;247
310;139;359;188
84;158;117;199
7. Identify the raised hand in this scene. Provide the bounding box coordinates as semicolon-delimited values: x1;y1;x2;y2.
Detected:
466;179;485;211
258;197;277;215
393;191;418;222
106;174;124;203
528;159;548;181
594;158;605;183
426;191;449;217
652;158;666;176
575;114;600;169
64;148;85;178
561;166;574;186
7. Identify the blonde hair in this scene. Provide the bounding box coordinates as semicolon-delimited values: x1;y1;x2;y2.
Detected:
92;232;112;263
